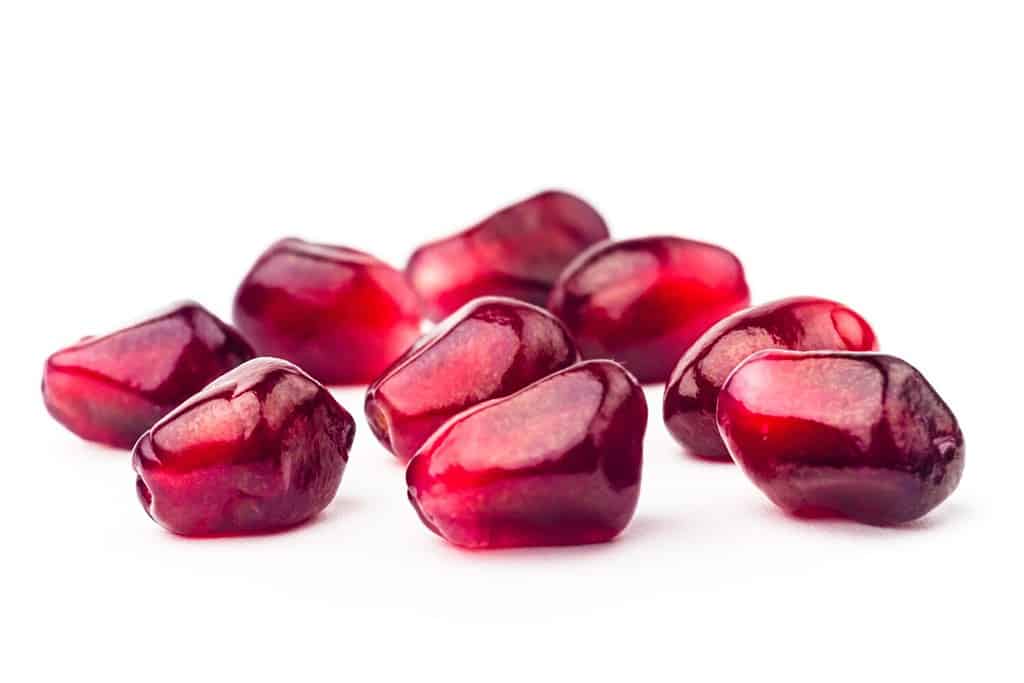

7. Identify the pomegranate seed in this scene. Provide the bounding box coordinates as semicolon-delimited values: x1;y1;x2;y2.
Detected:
548;236;750;383
233;238;422;385
42;301;255;449
133;357;355;536
406;190;609;321
406;360;646;549
365;297;580;462
717;351;964;525
664;297;877;460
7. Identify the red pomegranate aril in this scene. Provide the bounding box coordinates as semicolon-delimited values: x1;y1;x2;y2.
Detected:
133;357;355;536
548;236;750;383
365;297;580;462
42;301;255;449
406;190;609;321
717;351;964;525
233;238;422;385
663;297;878;460
406;360;646;549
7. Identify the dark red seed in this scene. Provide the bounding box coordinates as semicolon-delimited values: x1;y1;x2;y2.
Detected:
233;238;422;385
133;357;355;536
717;350;964;525
365;297;580;462
42;301;255;449
663;297;878;460
406;190;609;321
406;360;647;549
548;236;750;383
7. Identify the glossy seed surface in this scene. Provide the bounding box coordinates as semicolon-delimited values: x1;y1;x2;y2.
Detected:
717;350;964;525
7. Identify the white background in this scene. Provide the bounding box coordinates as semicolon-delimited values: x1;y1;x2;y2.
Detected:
2;2;1020;681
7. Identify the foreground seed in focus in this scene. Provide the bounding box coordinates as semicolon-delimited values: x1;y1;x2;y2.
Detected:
663;297;878;460
717;350;964;525
133;357;355;536
233;238;422;385
406;190;610;321
366;297;580;462
42;301;255;449
548;236;750;383
406;360;647;549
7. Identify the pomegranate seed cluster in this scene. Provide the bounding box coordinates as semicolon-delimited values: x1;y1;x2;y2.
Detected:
42;190;964;546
